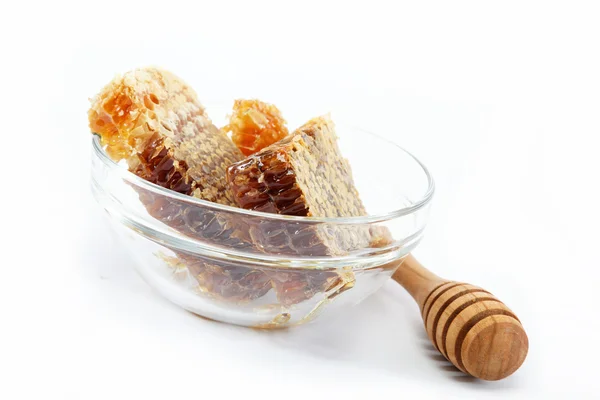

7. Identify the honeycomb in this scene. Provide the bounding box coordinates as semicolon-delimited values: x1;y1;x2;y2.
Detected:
89;68;268;302
89;69;366;308
227;115;373;256
222;99;289;156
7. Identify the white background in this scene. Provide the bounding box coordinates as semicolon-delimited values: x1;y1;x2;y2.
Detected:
2;1;599;398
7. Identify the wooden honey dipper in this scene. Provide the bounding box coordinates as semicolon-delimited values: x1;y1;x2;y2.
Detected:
392;254;528;381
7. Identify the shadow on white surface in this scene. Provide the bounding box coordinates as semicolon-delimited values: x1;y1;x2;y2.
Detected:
256;288;522;389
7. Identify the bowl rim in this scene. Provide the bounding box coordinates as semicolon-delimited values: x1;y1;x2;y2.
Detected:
92;128;434;224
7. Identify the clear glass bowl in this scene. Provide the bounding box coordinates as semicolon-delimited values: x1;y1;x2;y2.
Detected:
90;125;434;328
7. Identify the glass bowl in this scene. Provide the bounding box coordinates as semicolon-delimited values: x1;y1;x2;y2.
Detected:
90;125;434;328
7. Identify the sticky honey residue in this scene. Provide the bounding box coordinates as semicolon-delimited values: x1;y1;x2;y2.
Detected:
251;267;356;329
156;252;191;282
253;313;292;329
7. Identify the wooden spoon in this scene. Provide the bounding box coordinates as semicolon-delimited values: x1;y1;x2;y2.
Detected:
392;254;528;381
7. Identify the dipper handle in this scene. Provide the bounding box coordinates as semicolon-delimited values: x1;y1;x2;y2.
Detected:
392;254;528;381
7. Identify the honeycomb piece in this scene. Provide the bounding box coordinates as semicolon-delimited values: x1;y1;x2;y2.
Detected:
227;115;375;305
89;67;243;205
223;99;289;156
88;67;269;302
227;115;373;256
